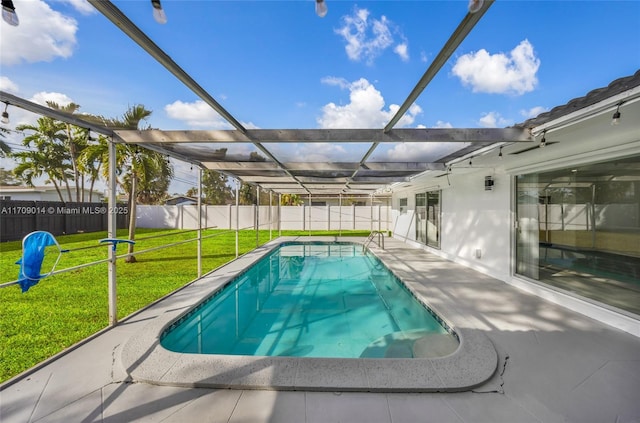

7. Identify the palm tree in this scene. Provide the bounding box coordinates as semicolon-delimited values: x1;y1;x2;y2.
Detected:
12;148;70;201
281;193;304;206
77;129;104;202
47;101;85;201
0;127;11;157
14;116;72;201
80;105;172;263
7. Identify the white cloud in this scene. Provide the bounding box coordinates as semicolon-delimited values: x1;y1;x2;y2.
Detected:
2;92;77;131
335;7;408;65
261;142;348;162
317;78;422;128
521;106;548;119
385;142;468;162
320;76;350;90
165;100;233;129
0;0;78;66
66;0;97;15
16;92;75;128
434;120;453;129
478;111;511;128
31;91;75;107
164;100;258;129
382;122;462;161
0;77;19;93
394;43;409;62
452;40;540;95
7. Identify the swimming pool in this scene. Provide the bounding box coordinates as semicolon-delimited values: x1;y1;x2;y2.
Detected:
120;237;498;392
160;242;455;359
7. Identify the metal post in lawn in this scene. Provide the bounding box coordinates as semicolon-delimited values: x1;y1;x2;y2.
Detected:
308;193;312;236
370;193;373;233
278;193;282;237
197;167;202;278
107;138;117;326
269;191;273;240
235;179;239;258
339;193;342;236
256;188;260;248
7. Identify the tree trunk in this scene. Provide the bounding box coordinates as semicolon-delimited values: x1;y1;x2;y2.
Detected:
88;177;95;202
64;178;73;202
89;163;102;203
125;172;137;263
67;123;81;202
51;180;65;202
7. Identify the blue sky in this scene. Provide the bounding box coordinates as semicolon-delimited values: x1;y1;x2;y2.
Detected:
1;0;639;193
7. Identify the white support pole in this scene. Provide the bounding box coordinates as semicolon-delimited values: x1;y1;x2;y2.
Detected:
235;180;239;258
256;188;260;248
107;138;117;326
197;167;202;278
326;203;330;231
339;193;342;236
352;204;356;230
278;194;282;237
370;194;374;232
308;193;312;236
269;191;273;240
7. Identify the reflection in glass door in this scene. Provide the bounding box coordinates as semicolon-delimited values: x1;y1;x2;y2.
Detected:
514;155;640;316
426;191;440;248
516;175;539;280
416;193;426;244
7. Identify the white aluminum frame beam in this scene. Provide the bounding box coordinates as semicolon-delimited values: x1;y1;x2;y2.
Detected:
113;128;530;144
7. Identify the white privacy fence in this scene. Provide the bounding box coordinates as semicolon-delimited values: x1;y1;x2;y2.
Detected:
136;204;392;232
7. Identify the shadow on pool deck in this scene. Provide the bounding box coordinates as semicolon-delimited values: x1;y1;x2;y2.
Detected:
1;236;639;422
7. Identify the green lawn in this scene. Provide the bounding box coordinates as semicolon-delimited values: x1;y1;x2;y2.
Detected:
0;228;371;383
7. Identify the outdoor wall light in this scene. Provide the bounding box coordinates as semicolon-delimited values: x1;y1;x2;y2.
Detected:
315;0;328;18
498;146;503;158
484;176;494;191
469;157;473;166
1;103;10;124
1;0;19;26
539;130;547;148
151;0;167;24
468;0;484;13
611;103;622;125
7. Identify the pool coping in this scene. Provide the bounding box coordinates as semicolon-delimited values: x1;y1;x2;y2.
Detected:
120;237;498;392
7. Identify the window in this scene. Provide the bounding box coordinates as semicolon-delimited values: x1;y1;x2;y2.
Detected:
399;198;407;214
515;155;640;316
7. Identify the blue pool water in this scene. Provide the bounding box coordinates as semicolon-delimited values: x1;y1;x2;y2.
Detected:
161;242;453;358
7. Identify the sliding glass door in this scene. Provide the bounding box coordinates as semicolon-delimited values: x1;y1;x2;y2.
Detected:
416;190;440;248
515;155;640;315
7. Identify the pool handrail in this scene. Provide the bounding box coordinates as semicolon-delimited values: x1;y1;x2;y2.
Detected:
363;230;385;252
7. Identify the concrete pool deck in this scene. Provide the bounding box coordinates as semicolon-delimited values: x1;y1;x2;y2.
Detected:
1;236;639;422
